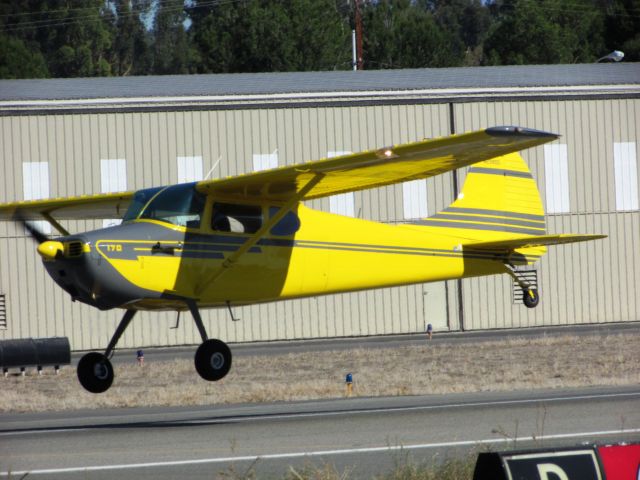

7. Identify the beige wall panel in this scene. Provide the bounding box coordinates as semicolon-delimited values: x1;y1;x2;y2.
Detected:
0;102;443;348
6;97;633;348
454;99;639;330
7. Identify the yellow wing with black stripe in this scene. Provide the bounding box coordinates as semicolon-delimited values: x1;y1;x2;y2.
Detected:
0;191;134;221
0;126;558;221
196;126;558;202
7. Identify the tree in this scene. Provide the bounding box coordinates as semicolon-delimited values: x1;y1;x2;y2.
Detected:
600;0;640;61
483;0;605;65
430;0;493;65
189;0;350;73
362;0;463;69
0;0;115;77
110;0;151;76
0;33;49;78
151;0;197;74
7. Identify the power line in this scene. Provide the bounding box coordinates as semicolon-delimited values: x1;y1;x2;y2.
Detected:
0;0;239;33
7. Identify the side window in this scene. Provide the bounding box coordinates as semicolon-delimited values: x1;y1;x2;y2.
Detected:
269;207;301;236
212;203;262;234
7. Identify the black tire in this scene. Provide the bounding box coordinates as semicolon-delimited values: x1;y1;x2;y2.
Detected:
77;352;114;393
523;288;540;308
195;339;232;381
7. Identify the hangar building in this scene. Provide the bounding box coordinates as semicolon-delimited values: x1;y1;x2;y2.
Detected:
0;63;638;351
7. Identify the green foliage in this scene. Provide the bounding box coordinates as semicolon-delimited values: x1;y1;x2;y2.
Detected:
602;0;640;61
189;0;350;73
110;0;151;76
483;0;605;65
0;0;637;78
151;1;196;74
0;33;48;78
362;0;464;69
0;0;115;78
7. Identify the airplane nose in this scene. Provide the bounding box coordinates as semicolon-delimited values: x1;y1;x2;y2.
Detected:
37;240;64;261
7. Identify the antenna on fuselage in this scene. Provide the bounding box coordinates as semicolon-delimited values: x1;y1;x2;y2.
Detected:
204;156;223;180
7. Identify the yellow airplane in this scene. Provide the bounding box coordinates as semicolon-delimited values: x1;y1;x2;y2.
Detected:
0;126;605;393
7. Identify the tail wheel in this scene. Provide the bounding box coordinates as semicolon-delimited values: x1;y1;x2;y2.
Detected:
77;352;114;393
523;288;540;308
195;339;232;381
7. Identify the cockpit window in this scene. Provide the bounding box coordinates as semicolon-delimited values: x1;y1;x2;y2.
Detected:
131;183;206;228
212;203;262;233
122;186;164;223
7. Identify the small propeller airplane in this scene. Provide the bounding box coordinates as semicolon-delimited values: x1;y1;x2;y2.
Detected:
0;126;605;393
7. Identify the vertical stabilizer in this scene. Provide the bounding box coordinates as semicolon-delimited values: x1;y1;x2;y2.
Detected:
418;152;547;264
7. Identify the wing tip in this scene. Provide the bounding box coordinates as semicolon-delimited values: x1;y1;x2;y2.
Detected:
486;126;559;139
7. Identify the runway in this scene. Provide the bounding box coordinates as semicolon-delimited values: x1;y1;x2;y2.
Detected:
1;386;639;479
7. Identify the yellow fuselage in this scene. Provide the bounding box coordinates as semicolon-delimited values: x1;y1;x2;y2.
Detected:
92;203;513;310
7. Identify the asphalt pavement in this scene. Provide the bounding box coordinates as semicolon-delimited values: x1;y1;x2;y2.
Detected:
1;386;639;479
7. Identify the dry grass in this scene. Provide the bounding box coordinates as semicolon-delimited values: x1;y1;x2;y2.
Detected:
214;456;475;480
1;333;638;413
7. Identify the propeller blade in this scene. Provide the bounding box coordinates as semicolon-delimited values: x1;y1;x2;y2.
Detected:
15;213;49;244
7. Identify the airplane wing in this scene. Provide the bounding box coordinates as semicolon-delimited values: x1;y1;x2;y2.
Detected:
466;234;608;251
0;191;134;221
0;126;557;221
196;126;559;201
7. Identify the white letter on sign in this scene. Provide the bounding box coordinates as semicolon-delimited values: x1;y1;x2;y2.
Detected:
537;463;570;480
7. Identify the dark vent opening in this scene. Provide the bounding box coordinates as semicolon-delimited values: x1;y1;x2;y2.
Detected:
66;241;83;257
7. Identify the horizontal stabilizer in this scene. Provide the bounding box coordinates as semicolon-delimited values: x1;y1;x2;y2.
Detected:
466;234;607;252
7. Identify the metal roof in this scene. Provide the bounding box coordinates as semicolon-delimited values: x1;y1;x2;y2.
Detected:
1;63;639;102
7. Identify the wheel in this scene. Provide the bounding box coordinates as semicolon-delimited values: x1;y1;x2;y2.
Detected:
523;288;540;308
77;352;114;393
195;339;232;381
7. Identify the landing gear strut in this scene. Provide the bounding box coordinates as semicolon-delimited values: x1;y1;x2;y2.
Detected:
504;264;541;309
77;309;136;393
187;300;232;382
76;303;232;393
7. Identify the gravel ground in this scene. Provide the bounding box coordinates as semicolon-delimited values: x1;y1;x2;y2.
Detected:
1;333;638;413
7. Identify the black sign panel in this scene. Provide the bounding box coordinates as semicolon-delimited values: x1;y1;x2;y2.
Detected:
473;448;603;480
503;450;601;480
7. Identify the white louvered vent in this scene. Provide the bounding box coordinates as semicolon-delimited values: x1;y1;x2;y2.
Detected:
0;295;6;329
511;269;538;304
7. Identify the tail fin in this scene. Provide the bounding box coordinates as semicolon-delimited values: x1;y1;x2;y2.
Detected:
424;152;547;238
417;152;547;265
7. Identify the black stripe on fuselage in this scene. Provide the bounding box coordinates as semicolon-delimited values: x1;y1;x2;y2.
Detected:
94;221;541;264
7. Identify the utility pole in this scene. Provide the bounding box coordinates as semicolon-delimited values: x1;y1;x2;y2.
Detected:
354;0;363;70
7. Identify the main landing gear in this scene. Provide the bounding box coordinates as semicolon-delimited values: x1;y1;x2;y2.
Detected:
77;302;232;393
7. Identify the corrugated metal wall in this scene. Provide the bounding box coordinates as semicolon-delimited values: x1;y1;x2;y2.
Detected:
455;99;640;329
0;97;637;350
0;104;454;350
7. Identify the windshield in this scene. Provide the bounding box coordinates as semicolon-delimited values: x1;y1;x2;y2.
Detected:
124;183;206;229
122;186;164;223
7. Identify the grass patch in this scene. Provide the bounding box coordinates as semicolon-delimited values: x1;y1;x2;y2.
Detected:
1;333;638;413
215;454;477;480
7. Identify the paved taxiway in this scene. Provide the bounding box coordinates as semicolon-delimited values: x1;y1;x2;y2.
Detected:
2;386;639;479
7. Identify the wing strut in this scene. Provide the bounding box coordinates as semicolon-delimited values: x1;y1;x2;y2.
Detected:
42;212;70;236
194;172;325;296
